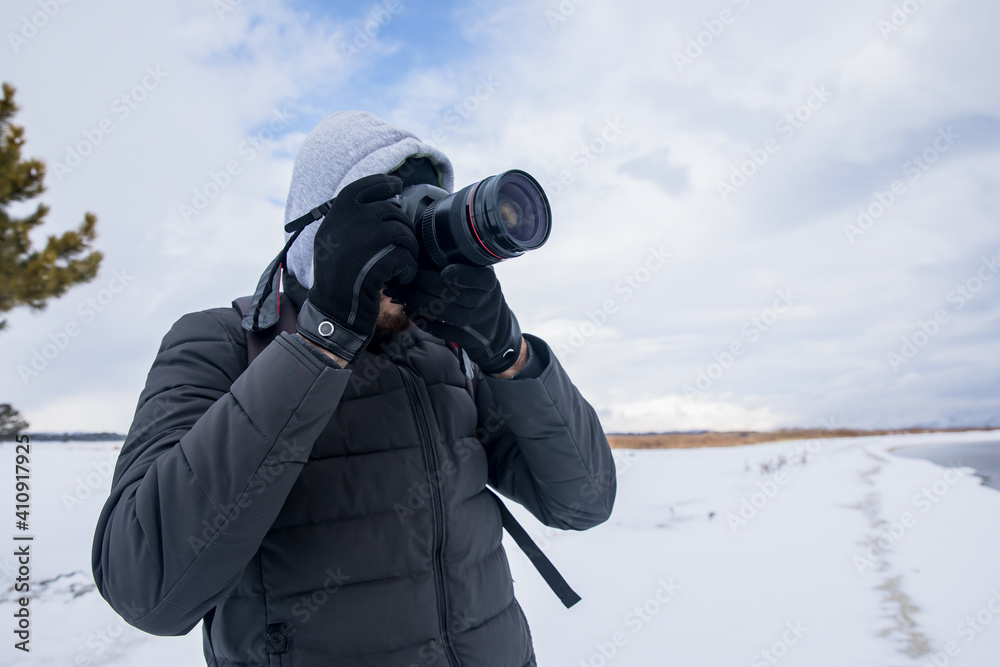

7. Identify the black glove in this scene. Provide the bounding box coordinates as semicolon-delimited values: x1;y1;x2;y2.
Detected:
296;174;419;363
387;263;523;374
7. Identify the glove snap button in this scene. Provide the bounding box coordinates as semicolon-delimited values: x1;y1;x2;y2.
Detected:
318;321;336;337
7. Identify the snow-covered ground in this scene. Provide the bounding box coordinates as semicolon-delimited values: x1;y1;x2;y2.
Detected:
1;431;998;666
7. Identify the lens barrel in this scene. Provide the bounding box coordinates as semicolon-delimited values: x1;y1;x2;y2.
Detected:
412;170;551;268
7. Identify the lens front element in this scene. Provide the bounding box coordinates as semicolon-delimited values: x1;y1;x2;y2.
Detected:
474;170;551;259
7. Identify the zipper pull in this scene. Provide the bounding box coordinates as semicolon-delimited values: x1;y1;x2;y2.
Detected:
265;622;290;654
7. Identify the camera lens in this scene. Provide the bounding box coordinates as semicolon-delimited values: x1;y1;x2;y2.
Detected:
478;171;550;253
496;178;546;247
418;170;551;268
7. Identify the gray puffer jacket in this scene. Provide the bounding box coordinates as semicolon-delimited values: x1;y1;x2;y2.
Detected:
91;267;616;667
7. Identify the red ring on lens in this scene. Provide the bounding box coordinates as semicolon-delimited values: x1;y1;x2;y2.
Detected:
465;182;503;260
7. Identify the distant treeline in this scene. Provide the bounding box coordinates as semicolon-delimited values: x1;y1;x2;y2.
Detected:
607;426;999;450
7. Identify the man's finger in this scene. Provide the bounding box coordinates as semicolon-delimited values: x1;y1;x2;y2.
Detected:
352;174;404;205
441;264;497;291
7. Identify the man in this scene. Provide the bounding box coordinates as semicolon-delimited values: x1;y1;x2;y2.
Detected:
92;111;616;667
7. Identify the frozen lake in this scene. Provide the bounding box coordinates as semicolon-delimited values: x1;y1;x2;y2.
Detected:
893;441;1000;491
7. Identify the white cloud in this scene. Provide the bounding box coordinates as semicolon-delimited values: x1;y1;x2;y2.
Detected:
2;0;998;432
381;0;1000;430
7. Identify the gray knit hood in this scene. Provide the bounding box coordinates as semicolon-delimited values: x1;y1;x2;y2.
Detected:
282;110;455;290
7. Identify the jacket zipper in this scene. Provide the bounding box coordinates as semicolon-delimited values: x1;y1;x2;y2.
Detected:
399;365;461;667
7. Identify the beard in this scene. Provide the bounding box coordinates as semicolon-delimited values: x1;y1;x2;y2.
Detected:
372;291;412;337
374;306;412;336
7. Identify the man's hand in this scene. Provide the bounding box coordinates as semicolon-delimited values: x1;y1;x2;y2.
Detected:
388;264;524;375
296;174;419;364
488;336;528;378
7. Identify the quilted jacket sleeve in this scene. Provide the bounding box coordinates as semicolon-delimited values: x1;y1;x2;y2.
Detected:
91;307;351;636
474;333;616;530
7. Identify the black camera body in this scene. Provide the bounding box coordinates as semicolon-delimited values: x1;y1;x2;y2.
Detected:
389;169;552;270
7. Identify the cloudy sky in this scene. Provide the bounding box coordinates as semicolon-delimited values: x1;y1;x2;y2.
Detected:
2;0;998;433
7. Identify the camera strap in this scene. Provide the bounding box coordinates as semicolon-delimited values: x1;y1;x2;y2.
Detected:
442;343;581;608
233;295;581;609
241;198;339;333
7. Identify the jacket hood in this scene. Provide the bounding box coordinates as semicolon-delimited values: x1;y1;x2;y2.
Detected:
283;110;455;290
